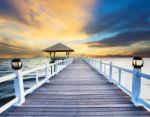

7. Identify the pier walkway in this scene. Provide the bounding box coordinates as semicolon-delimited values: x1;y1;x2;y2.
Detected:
2;59;150;116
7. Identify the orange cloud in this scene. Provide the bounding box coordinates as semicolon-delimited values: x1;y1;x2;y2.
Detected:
1;0;95;39
0;0;96;58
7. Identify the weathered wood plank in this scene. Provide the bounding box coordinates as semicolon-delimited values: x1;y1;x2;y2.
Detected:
9;107;146;112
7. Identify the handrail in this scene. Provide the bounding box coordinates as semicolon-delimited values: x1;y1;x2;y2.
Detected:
22;65;46;76
83;57;150;111
0;58;73;114
112;65;133;74
139;72;150;80
0;74;16;83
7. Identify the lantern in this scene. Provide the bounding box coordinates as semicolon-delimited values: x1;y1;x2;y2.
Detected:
11;58;22;70
132;57;144;68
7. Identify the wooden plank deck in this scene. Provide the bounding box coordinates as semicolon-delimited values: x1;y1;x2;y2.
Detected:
1;59;150;117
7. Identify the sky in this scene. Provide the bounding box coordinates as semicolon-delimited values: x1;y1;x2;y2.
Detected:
0;0;150;58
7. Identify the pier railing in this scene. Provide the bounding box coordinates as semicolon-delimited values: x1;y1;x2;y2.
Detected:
83;57;150;111
0;58;73;113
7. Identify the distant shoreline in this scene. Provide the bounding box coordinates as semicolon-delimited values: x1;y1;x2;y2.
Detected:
0;56;150;59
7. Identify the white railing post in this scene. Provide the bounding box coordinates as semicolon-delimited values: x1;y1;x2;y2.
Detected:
53;64;55;75
50;65;52;75
93;59;94;67
131;68;141;105
63;60;65;67
63;60;65;68
14;69;25;106
60;61;62;70
100;60;102;74
95;59;96;68
59;61;62;71
55;63;58;74
58;61;60;71
89;59;91;65
59;62;61;71
118;69;121;85
51;64;54;76
109;62;113;82
96;60;98;70
92;59;94;67
104;64;106;75
36;70;39;84
45;64;50;83
94;59;96;68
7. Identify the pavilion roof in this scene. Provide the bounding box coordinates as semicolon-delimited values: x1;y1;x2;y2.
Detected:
43;43;74;52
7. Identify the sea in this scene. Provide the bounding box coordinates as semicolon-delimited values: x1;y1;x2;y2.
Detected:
0;57;150;105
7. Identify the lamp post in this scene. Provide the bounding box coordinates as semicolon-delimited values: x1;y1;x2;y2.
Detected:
131;57;144;106
11;58;25;106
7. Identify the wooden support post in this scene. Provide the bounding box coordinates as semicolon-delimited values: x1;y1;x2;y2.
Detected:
132;68;141;106
54;52;56;58
109;62;113;82
66;52;67;59
49;52;51;57
49;52;51;62
68;52;70;58
14;69;25;106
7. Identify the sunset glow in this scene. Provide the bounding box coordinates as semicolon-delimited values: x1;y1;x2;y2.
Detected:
0;0;150;58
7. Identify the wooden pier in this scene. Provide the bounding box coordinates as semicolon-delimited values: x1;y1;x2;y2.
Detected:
1;59;150;117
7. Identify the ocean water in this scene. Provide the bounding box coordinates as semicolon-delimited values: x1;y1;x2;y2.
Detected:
0;57;150;105
1;57;149;76
97;57;150;101
99;57;150;74
0;58;50;106
0;58;50;77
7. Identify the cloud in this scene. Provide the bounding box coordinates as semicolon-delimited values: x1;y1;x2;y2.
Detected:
0;0;150;57
0;0;30;25
0;37;41;58
133;47;150;57
86;30;150;48
83;0;150;35
0;0;95;39
0;0;96;58
85;30;150;57
81;0;150;57
0;0;95;32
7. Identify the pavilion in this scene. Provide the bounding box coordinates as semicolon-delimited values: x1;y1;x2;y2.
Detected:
43;43;74;63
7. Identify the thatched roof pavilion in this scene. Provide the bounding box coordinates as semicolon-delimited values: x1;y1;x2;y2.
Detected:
43;43;74;59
